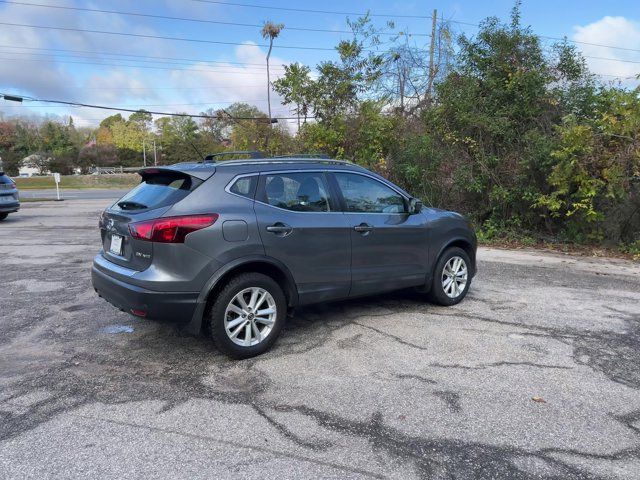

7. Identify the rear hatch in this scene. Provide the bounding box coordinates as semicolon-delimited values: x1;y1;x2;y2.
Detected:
0;173;18;203
99;168;206;271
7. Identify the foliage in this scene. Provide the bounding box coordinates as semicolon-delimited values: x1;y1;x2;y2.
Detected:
537;89;640;243
272;63;314;126
0;2;638;253
77;144;118;173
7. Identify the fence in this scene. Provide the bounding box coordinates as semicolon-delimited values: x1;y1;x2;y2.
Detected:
91;166;143;175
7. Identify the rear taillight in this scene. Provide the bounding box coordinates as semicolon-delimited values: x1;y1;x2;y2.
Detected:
129;214;218;243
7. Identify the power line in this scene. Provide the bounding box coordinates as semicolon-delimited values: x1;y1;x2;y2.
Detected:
0;21;338;51
0;50;287;73
0;93;314;121
538;35;640;54
0;47;289;71
4;101;259;107
583;55;640;65
1;48;637;81
0;55;289;76
189;0;433;19
0;0;429;37
189;0;640;54
0;45;290;70
3;43;638;77
2;1;638;57
1;86;268;91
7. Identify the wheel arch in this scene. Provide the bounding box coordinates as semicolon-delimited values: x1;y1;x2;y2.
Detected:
433;236;477;278
183;256;299;335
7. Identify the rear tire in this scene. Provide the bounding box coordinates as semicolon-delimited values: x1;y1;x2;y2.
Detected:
208;272;287;359
0;213;8;221
428;247;472;306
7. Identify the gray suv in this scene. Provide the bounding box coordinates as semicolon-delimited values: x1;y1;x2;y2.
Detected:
0;172;20;221
92;156;476;358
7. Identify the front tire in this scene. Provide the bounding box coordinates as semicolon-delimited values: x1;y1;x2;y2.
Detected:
428;247;472;306
0;213;8;221
208;272;286;359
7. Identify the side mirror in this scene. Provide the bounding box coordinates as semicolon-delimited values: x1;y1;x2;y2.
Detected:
409;198;423;214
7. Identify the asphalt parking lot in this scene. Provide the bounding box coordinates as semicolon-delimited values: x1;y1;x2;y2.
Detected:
1;196;640;479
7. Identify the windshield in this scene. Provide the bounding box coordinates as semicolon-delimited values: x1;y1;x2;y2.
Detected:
113;172;198;211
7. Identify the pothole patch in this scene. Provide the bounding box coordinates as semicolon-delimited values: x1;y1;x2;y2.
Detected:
101;325;134;334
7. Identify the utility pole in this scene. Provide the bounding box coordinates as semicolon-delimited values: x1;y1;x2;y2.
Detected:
427;9;438;97
142;139;147;167
153;140;157;166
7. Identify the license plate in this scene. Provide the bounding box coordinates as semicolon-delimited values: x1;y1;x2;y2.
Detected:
110;234;123;255
0;196;11;203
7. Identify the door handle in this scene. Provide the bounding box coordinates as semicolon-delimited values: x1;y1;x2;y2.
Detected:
354;223;374;234
266;223;293;235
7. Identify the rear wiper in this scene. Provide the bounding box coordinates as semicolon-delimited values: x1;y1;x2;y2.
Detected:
117;200;148;210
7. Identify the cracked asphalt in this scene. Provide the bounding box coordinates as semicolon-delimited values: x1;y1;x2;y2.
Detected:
1;199;640;479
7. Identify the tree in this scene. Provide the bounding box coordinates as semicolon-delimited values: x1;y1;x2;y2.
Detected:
260;21;285;124
100;114;124;129
128;110;152;130
154;115;201;163
428;2;593;233
77;144;118;173
272;63;313;128
199;108;228;143
536;88;640;243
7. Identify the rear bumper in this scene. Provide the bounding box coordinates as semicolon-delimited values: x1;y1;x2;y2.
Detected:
0;201;19;213
91;263;198;324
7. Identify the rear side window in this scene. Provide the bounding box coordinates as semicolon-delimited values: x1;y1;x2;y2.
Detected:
262;172;331;212
114;172;200;211
229;176;257;199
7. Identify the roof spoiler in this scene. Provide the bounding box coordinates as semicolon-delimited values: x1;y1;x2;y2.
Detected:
137;165;215;181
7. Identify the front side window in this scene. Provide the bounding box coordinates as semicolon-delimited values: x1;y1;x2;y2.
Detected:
263;172;331;212
335;173;406;213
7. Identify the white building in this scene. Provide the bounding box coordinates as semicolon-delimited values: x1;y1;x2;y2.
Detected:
19;154;49;177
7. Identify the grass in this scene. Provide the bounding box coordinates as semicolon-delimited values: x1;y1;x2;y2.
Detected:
479;237;640;262
15;174;140;190
20;198;65;203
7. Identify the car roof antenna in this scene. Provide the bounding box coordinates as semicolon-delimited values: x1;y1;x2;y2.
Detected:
187;140;204;161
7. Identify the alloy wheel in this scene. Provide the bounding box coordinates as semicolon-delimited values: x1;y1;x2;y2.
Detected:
224;287;277;346
442;256;468;299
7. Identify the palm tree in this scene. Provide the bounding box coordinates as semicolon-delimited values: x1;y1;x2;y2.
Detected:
260;21;284;126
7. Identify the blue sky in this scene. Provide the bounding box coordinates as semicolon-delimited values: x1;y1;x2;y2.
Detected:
0;0;638;128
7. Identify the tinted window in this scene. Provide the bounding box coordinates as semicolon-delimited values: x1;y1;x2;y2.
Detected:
0;174;13;184
229;176;257;199
263;172;331;212
335;173;406;213
114;173;198;211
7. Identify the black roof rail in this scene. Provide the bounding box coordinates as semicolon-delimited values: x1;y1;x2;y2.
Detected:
272;153;331;159
204;151;264;162
213;158;358;167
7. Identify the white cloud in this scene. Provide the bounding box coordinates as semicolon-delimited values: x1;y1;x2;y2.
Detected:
0;2;297;127
572;16;640;87
167;42;292;116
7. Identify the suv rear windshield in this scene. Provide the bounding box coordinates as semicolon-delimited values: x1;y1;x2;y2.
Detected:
114;172;200;211
0;174;14;184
